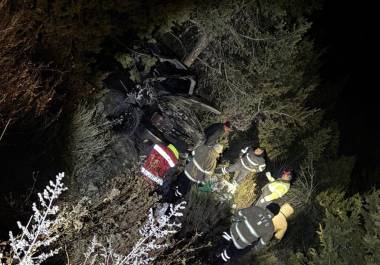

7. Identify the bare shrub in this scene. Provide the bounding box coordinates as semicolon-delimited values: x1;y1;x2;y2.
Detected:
66;103;113;192
8;173;67;265
153;189;231;264
59;171;160;264
0;1;56;128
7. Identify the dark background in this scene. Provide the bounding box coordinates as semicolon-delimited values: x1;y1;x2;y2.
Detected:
0;0;378;238
312;1;378;192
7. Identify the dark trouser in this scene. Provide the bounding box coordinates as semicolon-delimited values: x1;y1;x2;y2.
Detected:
161;172;192;203
214;232;251;264
154;171;176;202
176;172;192;198
226;161;251;184
156;181;172;202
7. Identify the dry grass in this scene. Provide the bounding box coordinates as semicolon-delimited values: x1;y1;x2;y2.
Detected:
0;0;56;128
67;103;112;185
58;170;159;264
233;174;258;209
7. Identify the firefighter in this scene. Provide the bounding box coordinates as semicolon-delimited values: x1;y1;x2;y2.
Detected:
204;121;233;146
213;203;294;264
171;143;224;201
217;147;266;193
140;143;180;198
255;168;293;208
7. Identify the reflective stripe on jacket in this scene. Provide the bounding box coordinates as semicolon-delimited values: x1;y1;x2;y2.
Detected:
263;180;290;202
240;148;266;172
141;144;179;186
230;206;274;250
184;145;218;183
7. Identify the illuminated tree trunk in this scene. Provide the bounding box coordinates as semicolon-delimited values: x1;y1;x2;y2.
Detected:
183;33;210;67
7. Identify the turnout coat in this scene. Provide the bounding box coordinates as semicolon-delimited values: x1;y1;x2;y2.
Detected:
184;145;219;183
141;144;179;186
240;147;266;173
230;206;274;251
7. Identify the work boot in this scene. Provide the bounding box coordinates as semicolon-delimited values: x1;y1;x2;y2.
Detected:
210;252;225;265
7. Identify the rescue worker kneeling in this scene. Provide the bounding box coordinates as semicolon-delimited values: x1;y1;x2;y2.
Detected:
171;143;223;202
216;146;266;193
141;143;180;198
214;203;294;264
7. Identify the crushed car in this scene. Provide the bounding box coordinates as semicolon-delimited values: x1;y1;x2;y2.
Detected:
102;45;220;157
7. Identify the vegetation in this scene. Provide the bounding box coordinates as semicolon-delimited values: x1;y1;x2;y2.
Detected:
289;189;380;265
1;0;378;265
0;1;57;128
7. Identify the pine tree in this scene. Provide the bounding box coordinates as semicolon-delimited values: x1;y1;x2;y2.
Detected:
287;189;380;265
362;190;380;265
172;0;321;157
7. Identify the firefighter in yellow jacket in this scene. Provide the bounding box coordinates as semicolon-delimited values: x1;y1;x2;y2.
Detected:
255;168;292;208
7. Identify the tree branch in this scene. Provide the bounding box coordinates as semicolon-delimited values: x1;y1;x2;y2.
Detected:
0;118;11;143
196;57;221;74
168;31;187;60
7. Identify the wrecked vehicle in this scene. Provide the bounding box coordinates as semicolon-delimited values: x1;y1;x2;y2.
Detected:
102;47;220;156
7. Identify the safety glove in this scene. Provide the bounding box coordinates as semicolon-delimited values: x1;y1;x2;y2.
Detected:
198;181;213;193
221;179;238;194
265;171;275;182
